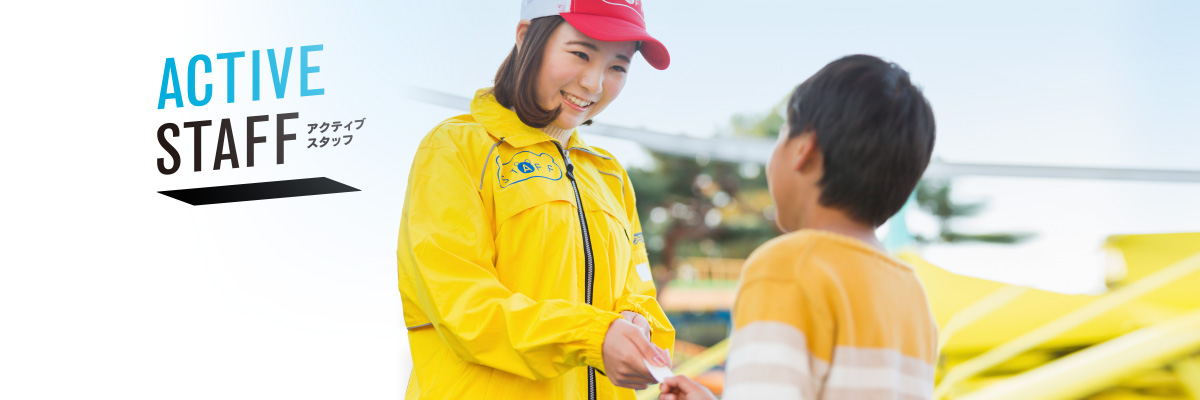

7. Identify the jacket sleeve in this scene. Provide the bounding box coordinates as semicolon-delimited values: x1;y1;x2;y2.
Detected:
397;136;621;380
610;165;676;354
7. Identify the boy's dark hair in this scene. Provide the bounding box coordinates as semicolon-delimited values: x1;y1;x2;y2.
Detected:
785;54;936;227
491;16;591;129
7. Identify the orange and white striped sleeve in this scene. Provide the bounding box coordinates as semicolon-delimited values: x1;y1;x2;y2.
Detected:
723;260;935;400
724;277;831;399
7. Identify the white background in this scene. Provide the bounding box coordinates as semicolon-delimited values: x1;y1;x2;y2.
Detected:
3;2;420;398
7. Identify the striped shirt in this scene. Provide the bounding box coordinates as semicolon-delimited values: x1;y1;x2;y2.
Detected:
724;230;938;400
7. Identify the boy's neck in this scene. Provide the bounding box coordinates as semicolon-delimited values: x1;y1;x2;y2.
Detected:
799;207;885;251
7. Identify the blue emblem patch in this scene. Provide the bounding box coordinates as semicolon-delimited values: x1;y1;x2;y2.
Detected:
633;232;644;245
497;151;563;188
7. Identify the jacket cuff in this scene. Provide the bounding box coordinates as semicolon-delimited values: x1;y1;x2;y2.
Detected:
615;294;675;356
615;296;666;336
617;301;651;336
583;310;623;373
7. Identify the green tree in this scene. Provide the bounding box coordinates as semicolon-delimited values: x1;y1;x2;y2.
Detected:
628;108;785;289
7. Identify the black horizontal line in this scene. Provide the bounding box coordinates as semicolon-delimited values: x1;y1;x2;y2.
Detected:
159;177;359;205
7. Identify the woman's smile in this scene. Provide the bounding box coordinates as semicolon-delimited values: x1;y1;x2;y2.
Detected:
561;91;595;111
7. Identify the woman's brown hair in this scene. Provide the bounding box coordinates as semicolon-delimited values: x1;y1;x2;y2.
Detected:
491;16;591;128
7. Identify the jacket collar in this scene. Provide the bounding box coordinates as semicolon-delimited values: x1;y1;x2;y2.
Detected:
471;88;600;154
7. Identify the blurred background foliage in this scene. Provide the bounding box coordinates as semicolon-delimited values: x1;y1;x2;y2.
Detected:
629;100;1033;293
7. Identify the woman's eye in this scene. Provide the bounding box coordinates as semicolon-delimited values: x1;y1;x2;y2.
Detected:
611;65;627;73
572;51;589;61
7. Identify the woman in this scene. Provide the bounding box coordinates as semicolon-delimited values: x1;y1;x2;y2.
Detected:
396;1;675;398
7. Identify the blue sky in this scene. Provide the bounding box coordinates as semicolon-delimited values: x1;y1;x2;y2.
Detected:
401;0;1200;169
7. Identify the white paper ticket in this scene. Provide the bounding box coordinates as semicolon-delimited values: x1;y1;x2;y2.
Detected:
643;358;675;383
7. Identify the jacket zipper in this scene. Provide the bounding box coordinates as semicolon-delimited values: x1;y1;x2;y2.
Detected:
554;141;597;400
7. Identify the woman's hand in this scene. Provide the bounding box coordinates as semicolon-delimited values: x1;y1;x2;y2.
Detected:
620;310;652;341
603;318;671;390
658;375;717;400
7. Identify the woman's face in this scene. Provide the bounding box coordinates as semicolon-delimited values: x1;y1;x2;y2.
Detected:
531;22;637;131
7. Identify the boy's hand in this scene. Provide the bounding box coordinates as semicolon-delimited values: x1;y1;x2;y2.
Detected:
602;319;671;390
658;375;717;400
620;310;652;341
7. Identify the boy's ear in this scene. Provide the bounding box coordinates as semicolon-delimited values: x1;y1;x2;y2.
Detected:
515;20;532;53
792;133;820;173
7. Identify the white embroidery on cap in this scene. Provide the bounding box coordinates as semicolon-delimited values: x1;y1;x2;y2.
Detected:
601;0;643;19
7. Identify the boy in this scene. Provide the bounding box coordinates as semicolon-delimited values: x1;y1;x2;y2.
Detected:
660;54;938;399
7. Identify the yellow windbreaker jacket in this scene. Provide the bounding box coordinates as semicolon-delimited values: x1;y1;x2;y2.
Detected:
397;89;675;399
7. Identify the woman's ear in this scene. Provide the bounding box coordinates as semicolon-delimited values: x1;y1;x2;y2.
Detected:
515;20;532;53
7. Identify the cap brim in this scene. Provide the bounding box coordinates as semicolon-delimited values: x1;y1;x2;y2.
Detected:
560;13;670;70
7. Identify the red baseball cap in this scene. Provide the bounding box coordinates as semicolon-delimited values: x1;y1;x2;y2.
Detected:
521;0;670;70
